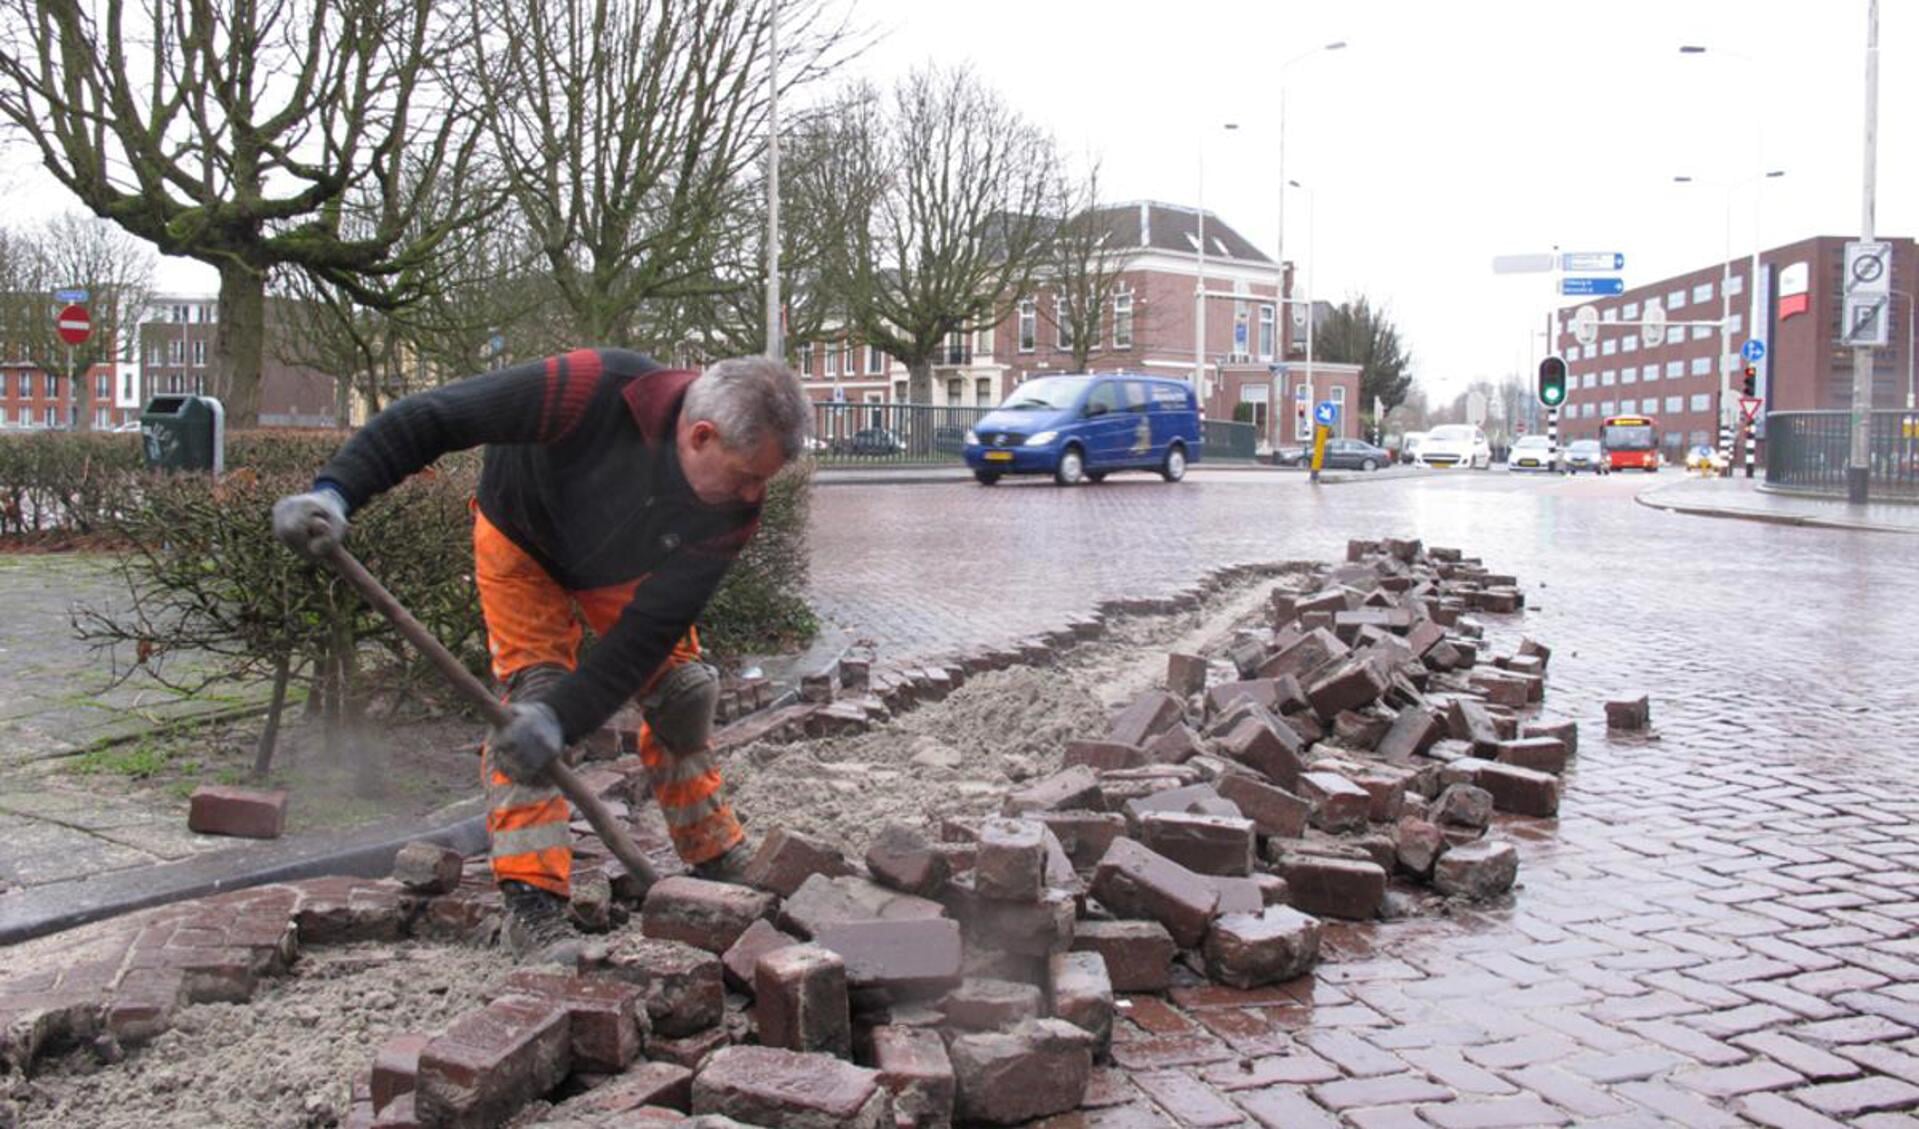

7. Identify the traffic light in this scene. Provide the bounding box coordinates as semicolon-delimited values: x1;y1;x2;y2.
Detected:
1741;365;1758;398
1537;355;1567;408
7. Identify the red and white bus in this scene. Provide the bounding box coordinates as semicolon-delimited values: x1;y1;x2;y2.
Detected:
1600;414;1662;472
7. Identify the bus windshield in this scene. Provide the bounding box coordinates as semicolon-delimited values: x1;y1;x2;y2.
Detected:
1602;422;1656;450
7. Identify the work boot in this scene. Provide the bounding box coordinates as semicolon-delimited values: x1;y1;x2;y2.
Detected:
500;880;588;967
689;839;756;885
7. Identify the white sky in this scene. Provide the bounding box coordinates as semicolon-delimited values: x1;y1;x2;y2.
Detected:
22;0;1909;406
846;0;1914;403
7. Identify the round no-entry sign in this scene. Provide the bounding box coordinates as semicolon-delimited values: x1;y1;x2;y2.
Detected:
55;303;91;346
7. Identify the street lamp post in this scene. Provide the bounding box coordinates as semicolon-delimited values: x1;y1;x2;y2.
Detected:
1289;179;1317;441
1674;169;1785;473
1276;41;1346;385
763;2;782;361
1194;124;1240;408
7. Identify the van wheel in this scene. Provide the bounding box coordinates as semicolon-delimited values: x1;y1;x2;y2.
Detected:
1360;457;1378;472
1054;446;1086;486
1161;444;1188;482
973;470;1000;486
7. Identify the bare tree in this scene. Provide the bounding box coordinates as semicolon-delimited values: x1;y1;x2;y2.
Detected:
0;214;154;430
0;0;488;427
818;69;1064;402
464;0;856;349
1036;168;1141;372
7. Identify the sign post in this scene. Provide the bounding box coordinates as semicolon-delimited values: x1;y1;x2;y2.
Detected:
1309;401;1337;485
55;303;90;432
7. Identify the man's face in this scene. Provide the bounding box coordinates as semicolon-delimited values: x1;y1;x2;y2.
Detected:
678;420;786;506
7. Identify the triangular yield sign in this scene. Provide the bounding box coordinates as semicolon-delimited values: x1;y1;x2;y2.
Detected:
1739;397;1764;423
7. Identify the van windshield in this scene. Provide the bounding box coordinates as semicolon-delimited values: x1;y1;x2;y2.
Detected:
999;376;1090;410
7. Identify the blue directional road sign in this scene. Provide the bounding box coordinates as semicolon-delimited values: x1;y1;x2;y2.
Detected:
1740;339;1766;363
1314;401;1338;426
1560;252;1625;272
53;287;88;304
1560;276;1626;297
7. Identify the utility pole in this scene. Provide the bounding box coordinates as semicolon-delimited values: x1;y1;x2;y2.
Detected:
763;2;782;361
1847;0;1879;504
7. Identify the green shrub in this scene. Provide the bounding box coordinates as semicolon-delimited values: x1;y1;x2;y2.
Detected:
698;462;818;660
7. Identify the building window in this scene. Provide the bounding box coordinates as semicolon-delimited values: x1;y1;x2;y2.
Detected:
96;373;109;399
1258;305;1275;361
798;343;814;376
1621;366;1636;384
1665;360;1684;379
192;339;206;366
1601;338;1616;356
1666;395;1684;413
1018;299;1036;353
1692;281;1714;304
1643;364;1660;382
1727;314;1743;336
94;407;108;429
1690;356;1711;376
946;378;963;404
123;372;135;400
975;378;992;404
0;406;8;426
841;340;855;376
1601;369;1616;386
1727;274;1744;297
1055;298;1073;351
168;339;182;364
1623;301;1640;319
1691;324;1712;341
43;406;56;428
825;344;839;377
44;373;57;398
974;328;993;357
892;380;907;402
1601;400;1616;417
943;331;968;366
1114;292;1134;350
1581;372;1595;390
867;345;884;375
1622;335;1638;353
1689;393;1711;411
1620;399;1636;414
1667;288;1687;310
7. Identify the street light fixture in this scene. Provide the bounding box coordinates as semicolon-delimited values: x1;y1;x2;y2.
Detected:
1672;170;1786;460
1194;122;1240;404
1277;41;1347;363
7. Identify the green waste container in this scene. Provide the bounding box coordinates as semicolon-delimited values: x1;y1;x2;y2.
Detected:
140;395;226;472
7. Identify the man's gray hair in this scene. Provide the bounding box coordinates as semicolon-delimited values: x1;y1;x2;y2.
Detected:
683;356;812;460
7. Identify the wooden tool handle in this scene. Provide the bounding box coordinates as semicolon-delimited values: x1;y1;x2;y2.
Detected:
319;539;660;892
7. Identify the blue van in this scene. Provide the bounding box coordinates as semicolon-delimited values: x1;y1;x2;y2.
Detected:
963;373;1203;486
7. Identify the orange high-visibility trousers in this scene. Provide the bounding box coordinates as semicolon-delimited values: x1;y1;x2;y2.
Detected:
473;508;743;897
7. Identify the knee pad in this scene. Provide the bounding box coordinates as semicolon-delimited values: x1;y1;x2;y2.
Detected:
643;662;720;753
504;662;568;704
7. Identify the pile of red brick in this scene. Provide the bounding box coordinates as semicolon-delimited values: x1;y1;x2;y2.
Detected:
345;537;1579;1128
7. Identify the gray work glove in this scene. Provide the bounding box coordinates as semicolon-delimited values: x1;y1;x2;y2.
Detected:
271;487;349;561
489;701;566;784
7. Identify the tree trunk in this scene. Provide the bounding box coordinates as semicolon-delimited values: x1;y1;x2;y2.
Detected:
214;262;267;428
906;358;934;405
253;655;292;779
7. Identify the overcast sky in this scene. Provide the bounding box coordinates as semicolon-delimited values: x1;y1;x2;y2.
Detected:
843;0;1913;403
29;0;1909;406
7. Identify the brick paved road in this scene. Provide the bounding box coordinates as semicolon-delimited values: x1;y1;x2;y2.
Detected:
813;471;1919;1127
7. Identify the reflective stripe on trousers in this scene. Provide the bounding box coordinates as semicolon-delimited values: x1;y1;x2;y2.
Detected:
473;506;742;896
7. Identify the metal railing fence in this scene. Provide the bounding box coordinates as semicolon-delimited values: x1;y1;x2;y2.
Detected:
1765;410;1919;499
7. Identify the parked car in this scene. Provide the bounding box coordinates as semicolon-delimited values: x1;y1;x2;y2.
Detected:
1505;434;1560;473
834;428;904;457
1319;438;1392;471
963;373;1202;486
1563;438;1608;474
1398;431;1429;465
1272;444;1309;467
1414;424;1492;469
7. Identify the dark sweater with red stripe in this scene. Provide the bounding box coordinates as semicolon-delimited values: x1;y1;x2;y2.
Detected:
316;348;761;743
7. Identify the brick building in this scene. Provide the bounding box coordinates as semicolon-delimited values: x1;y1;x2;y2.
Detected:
790;201;1360;449
139;293;341;428
1553;234;1917;456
